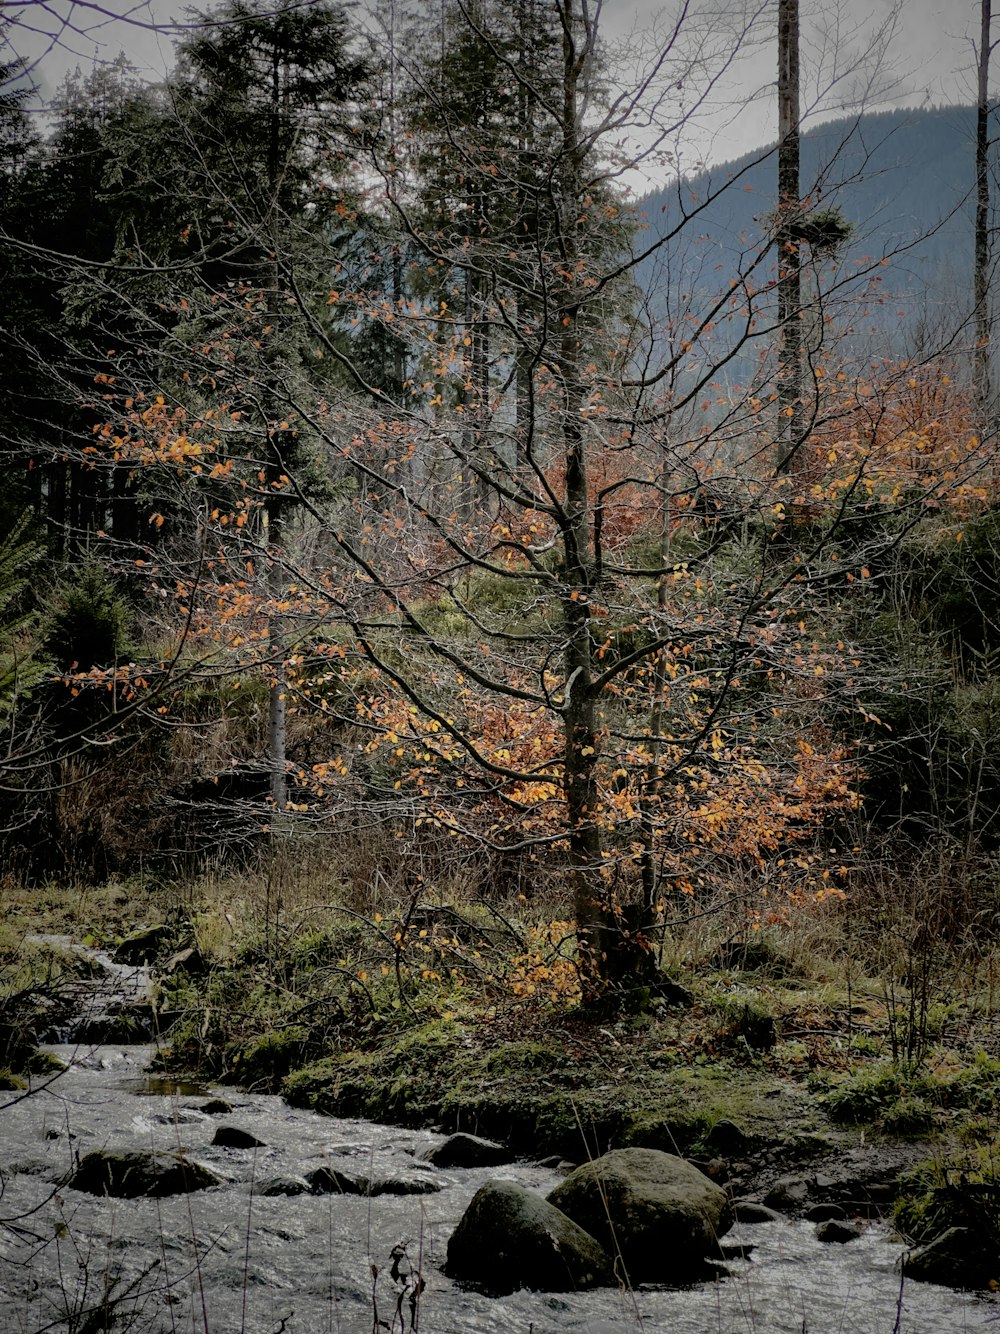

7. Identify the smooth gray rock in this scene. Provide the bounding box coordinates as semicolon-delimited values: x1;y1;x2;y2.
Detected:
733;1201;781;1223
903;1227;999;1288
307;1165;366;1195
212;1126;266;1149
68;1150;219;1198
423;1132;514;1169
763;1175;811;1212
547;1148;733;1284
816;1218;862;1243
255;1176;310;1197
369;1173;442;1196
447;1179;612;1294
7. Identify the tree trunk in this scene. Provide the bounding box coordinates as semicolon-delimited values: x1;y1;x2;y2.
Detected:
776;0;802;473
976;0;993;423
556;1;603;1001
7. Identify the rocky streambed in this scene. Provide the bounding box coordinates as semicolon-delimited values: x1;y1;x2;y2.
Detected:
1;939;998;1332
0;1042;996;1334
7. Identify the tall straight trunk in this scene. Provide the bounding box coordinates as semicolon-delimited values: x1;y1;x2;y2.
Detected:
555;0;607;1002
639;442;671;919
514;0;537;472
776;0;802;473
264;502;288;815
976;0;993;422
265;37;287;817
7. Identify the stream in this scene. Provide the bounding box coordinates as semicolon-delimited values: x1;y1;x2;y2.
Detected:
0;949;997;1332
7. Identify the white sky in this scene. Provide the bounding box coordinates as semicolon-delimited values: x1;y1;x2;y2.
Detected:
0;0;984;182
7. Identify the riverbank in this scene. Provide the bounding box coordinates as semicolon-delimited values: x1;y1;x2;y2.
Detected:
3;1042;994;1334
3;868;1000;1261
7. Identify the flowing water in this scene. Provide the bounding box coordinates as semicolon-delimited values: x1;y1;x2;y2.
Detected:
1;945;996;1333
1;1045;996;1334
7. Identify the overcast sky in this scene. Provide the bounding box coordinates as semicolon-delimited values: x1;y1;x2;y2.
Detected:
0;0;984;185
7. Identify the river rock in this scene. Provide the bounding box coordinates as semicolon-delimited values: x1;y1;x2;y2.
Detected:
212;1126;266;1149
112;925;172;965
256;1176;311;1197
423;1133;514;1169
804;1203;846;1223
733;1201;780;1223
705;1119;749;1155
762;1175;811;1212
903;1227;1000;1288
164;946;205;975
447;1179;612;1294
369;1173;442;1196
816;1218;862;1243
72;1003;156;1044
68;1150;220;1198
307;1165;366;1195
197;1098;233;1115
547;1148;733;1284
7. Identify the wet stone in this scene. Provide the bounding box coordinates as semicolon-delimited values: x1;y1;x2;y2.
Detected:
903;1226;1000;1288
112;925;172;965
369;1173;443;1196
212;1126;266;1149
422;1132;514;1169
68;1149;220;1198
197;1098;232;1115
804;1203;846;1222
763;1176;812;1212
733;1201;781;1224
817;1219;863;1244
255;1176;311;1197
447;1179;611;1294
306;1165;366;1195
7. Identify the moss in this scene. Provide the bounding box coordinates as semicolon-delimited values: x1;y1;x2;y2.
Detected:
481;1041;567;1077
706;989;778;1051
624;1109;714;1155
229;1025;311;1090
25;1049;66;1075
894;1152;1000;1244
0;1068;27;1090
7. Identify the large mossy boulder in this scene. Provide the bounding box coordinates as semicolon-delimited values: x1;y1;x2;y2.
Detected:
447;1179;612;1294
68;1150;220;1198
547;1148;732;1283
903;1227;1000;1288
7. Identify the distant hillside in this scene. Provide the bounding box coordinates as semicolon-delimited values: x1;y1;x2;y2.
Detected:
633;105;987;375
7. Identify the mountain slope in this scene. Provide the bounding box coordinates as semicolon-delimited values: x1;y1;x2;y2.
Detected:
632;105;986;368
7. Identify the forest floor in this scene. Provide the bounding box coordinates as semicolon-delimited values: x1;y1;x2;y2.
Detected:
3;866;1000;1237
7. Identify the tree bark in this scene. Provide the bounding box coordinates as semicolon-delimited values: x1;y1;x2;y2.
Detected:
776;0;802;473
976;0;993;424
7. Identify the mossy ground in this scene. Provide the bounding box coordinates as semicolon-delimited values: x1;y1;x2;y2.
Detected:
5;863;1000;1182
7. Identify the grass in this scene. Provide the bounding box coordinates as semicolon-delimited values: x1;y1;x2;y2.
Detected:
4;834;1000;1176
